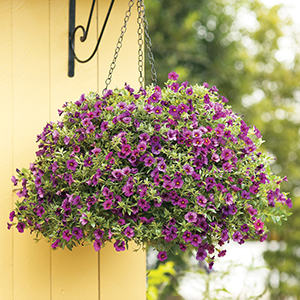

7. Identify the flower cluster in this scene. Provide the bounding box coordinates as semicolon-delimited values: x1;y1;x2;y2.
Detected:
8;72;291;268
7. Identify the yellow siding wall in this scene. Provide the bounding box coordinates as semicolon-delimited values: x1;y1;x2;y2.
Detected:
0;1;146;299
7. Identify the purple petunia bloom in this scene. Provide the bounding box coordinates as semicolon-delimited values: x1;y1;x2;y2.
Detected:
197;195;207;207
153;106;163;115
139;133;150;142
137;142;147;152
66;159;78;171
103;199;113;210
182;231;193;242
168;105;178;117
144;104;154;113
36;206;45;217
144;156;155;167
11;176;18;186
221;149;233;161
151;144;162;155
172;177;183;189
186;87;193;96
93;239;102;251
157;161;167;173
51;239;61;249
100;121;109;132
94;229;104;240
35;176;42;188
16;222;26;233
72;227;83;240
83;157;93;167
63;229;72;241
191;234;202;247
9;211;15;222
157;251;168;261
196;246;207;261
241;224;249;233
233;231;243;244
124;226;135;238
117;102;127;110
183;164;194;175
168;71;179;81
185;211;197;223
114;240;125;252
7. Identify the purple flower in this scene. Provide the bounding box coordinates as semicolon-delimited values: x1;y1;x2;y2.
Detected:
241;224;249;233
94;229;104;240
11;175;18;186
16;222;26;233
63;230;72;241
72;227;83;240
80;214;88;225
137;142;147;152
149;92;162;103
197;195;207;207
191;234;202;247
100;121;109;132
36;206;45;217
221;149;233;161
93;239;102;251
168;71;179;81
117;102;127;110
35;176;42;188
124;226;135;238
153;106;163;115
223;162;233;172
114;240;125;252
185;211;197;223
66;159;78;171
144;156;155;167
233;231;243;243
196;246;207;261
182;231;192;242
151;144;162;155
139;133;150;142
170;82;179;92
254;219;264;230
9;211;15;222
157;161;167;173
183;164;194;175
51;239;61;249
157;251;168;261
177;103;189;113
83;157;93;167
168;105;178;117
186;87;193;96
172;177;183;189
144;104;153;113
103;199;113;210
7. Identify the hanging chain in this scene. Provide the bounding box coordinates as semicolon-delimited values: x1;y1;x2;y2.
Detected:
137;0;144;86
141;1;157;85
104;0;135;91
104;0;157;92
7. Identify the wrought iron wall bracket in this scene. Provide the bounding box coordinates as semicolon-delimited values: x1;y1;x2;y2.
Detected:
68;0;115;77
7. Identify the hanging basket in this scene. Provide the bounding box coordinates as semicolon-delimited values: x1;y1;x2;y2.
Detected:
8;72;292;267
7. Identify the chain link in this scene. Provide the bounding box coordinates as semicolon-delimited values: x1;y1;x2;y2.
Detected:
142;1;157;85
104;0;157;92
104;0;135;92
137;0;144;86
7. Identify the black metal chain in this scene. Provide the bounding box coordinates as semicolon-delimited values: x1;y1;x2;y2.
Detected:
137;0;144;86
104;0;135;91
141;0;157;85
104;0;157;92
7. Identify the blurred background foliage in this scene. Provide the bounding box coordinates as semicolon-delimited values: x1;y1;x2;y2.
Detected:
144;0;300;299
